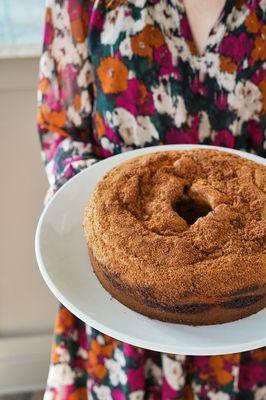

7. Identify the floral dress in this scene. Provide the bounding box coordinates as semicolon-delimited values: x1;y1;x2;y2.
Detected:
37;0;266;398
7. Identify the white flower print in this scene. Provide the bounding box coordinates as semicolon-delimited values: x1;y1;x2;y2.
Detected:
43;390;54;400
106;108;159;146
101;137;115;152
93;385;113;400
67;105;82;126
129;390;145;400
152;81;174;115
105;357;127;386
97;334;106;345
145;358;163;386
148;0;180;36
231;365;240;392
128;0;147;7
209;392;230;400
47;363;75;386
162;354;185;391
51;2;69;31
77;347;88;360
86;325;92;335
217;72;236;92
260;0;266;11
152;81;187;127
226;7;249;30
114;347;126;367
77;61;93;88
104;347;127;387
166;36;190;64
228;81;262;121
52;35;81;68
173;96;187;127
39;51;55;79
76;41;89;59
119;37;133;59
101;6;145;46
207;23;226;49
255;386;266;400
81;91;92;114
199;111;212;142
56;347;71;363
191;382;201;397
198;53;220;78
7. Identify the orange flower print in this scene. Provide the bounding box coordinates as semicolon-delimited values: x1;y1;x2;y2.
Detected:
68;387;88;400
45;6;52;24
39;104;69;137
252;36;266;62
74;94;81;111
220;56;237;73
187;40;197;56
97;57;129;94
51;343;60;364
245;11;260;33
209;356;234;386
184;385;194;400
131;25;165;65
145;25;165;48
55;307;75;335
38;77;50;94
71;19;86;43
88;337;118;380
95;111;105;139
252;348;266;362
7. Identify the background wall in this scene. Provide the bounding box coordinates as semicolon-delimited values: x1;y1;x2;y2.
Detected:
0;57;57;393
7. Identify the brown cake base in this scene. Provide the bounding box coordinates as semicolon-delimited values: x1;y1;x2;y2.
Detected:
88;246;266;326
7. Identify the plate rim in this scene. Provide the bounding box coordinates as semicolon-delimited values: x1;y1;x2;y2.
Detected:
35;144;266;355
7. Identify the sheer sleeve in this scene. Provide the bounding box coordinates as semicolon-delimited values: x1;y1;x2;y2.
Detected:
37;0;99;194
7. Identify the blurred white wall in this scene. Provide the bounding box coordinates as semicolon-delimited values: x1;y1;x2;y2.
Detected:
0;57;57;393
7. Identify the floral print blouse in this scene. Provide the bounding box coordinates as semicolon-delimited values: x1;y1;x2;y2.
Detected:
38;0;266;399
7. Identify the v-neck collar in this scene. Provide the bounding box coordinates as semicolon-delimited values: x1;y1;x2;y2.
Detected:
178;0;235;59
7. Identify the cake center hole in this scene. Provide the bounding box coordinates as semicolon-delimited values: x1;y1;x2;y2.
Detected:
173;198;212;225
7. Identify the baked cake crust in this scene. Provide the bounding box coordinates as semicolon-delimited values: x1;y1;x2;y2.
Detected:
83;149;266;325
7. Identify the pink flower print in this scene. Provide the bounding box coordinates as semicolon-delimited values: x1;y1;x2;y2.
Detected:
67;0;82;21
105;124;121;144
61;65;78;102
247;120;264;147
219;33;253;64
90;9;104;31
180;16;193;40
166;127;198;145
123;343;144;359
250;66;265;86
44;21;54;47
191;77;208;96
213;130;235;148
216;93;228;110
128;367;145;392
239;365;260;390
112;388;126;400
154;45;182;79
100;147;114;158
116;79;155;116
193;356;211;375
162;377;180;400
45;90;61;112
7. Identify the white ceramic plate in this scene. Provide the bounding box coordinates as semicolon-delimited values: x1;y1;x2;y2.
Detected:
35;145;266;355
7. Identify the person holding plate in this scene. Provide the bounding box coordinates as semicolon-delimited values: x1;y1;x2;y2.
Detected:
37;0;266;398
